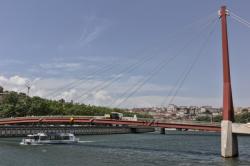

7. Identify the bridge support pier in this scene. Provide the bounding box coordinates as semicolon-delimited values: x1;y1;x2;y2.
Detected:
160;128;165;134
221;120;238;157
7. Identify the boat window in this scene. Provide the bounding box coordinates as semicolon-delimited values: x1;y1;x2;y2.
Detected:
63;136;70;140
55;135;62;140
34;136;39;140
40;136;48;140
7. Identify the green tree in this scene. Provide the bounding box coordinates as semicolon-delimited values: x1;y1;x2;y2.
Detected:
0;90;152;119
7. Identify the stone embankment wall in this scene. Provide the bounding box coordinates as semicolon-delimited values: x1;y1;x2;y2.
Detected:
0;125;155;137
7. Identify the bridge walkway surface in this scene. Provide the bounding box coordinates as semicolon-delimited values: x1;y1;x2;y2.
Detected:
0;116;221;132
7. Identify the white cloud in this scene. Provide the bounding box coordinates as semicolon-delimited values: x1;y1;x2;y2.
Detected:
0;75;28;87
60;89;77;101
79;15;110;46
0;76;8;82
80;26;103;46
0;75;29;93
114;95;221;108
0;74;243;108
9;75;27;85
93;90;112;102
40;63;81;70
0;59;24;66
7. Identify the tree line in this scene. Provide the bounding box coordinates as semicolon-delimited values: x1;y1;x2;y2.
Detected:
0;91;151;119
196;109;250;123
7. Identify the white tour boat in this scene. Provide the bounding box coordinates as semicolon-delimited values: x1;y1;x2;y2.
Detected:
20;133;79;145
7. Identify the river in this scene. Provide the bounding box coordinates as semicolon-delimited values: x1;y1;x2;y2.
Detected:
0;131;249;166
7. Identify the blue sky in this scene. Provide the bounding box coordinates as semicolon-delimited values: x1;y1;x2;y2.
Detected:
0;0;249;108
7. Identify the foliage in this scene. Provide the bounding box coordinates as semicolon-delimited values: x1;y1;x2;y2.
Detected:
0;91;152;118
235;112;250;123
196;113;250;123
195;116;211;122
213;115;222;122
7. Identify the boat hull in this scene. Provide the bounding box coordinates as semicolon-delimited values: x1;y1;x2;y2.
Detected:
20;133;80;145
20;139;79;145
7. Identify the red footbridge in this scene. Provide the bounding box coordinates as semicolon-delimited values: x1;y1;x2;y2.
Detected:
0;6;249;158
0;116;221;132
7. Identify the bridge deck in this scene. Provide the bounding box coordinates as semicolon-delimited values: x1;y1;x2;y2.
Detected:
0;117;221;132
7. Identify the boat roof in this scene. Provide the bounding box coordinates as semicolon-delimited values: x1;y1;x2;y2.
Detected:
28;133;74;137
45;133;74;136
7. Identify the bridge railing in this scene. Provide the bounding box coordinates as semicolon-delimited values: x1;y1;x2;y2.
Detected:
0;116;220;126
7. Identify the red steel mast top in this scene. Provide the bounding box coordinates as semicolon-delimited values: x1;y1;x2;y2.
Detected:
219;6;234;121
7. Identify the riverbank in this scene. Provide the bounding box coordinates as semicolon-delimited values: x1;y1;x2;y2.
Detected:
0;125;155;137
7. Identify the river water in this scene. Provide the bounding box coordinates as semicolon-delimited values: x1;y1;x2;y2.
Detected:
0;131;250;166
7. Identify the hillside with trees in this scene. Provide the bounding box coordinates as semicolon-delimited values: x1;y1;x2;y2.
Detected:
196;109;250;123
0;89;151;119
